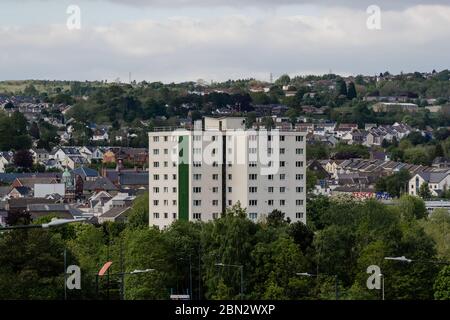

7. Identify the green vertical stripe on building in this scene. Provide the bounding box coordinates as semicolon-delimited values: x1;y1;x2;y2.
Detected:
178;135;189;221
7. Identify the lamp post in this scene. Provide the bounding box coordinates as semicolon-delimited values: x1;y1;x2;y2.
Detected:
379;274;385;301
97;268;155;300
384;255;450;300
215;263;244;300
385;256;450;265
178;256;193;300
0;218;87;231
296;272;339;300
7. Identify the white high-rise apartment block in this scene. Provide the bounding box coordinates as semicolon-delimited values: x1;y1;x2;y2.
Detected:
148;117;307;229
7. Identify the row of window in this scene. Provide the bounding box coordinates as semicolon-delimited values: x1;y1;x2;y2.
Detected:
249;174;304;180
153;212;177;219
153;200;177;206
153;174;177;181
152;211;304;220
249;199;304;206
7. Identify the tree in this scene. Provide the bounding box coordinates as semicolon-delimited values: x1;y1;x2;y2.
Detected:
418;182;432;199
267;210;288;227
0;229;65;299
13;150;33;169
127;193;149;229
275;74;291;87
336;78;348;97
434;266;450;300
29;122;40;140
347;82;357;100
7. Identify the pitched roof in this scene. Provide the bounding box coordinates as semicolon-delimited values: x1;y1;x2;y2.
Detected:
84;177;118;191
72;167;99;178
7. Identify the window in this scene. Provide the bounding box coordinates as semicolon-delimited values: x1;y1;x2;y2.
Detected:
172;212;177;219
193;213;202;220
280;148;285;155
153;174;159;181
212;187;219;193
212;161;218;167
173;162;177;167
228;174;232;180
164;213;168;219
268;187;274;193
163;187;168;193
296;136;304;142
280;161;285;167
249;213;258;220
296;212;304;219
249;200;258;206
213;213;219;219
249;148;257;154
280;135;285;141
268;175;274;180
193;162;202;167
249;187;258;193
164;136;168;142
296;148;304;155
268;200;274;206
173;174;177;180
153;162;159;168
228;187;232;193
249;162;257;167
296;200;304;206
193;187;202;193
296;161;304;167
194;135;202;141
193;174;202;180
153;136;159;142
228;200;232;206
172;200;177;205
194;148;202;155
153;212;160;219
212;200;219;206
212;174;219;180
153;187;159;193
164;174;168;180
153;200;159;206
296;174;304;180
296;187;304;193
280;187;286;193
279;200;286;206
193;200;202;206
249;174;257;180
280;174;286;180
153;149;159;155
164;161;168;167
173;187;177;193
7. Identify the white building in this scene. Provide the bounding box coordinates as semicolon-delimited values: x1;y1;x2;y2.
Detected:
148;117;307;229
409;172;450;197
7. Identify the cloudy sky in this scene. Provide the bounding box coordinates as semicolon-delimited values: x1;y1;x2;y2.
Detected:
0;0;449;83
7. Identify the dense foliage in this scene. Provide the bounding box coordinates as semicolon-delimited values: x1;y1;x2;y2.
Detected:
1;193;449;300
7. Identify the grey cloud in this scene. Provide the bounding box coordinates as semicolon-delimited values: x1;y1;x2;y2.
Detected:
100;0;450;9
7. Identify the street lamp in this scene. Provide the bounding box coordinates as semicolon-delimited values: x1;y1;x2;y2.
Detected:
1;218;86;231
178;256;193;300
385;256;449;265
296;272;339;300
384;256;412;263
379;274;385;301
215;263;244;300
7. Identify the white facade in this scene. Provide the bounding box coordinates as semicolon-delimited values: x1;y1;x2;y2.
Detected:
148;117;307;229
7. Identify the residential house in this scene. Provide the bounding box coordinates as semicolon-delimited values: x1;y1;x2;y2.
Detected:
409;172;450;197
30;149;50;164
